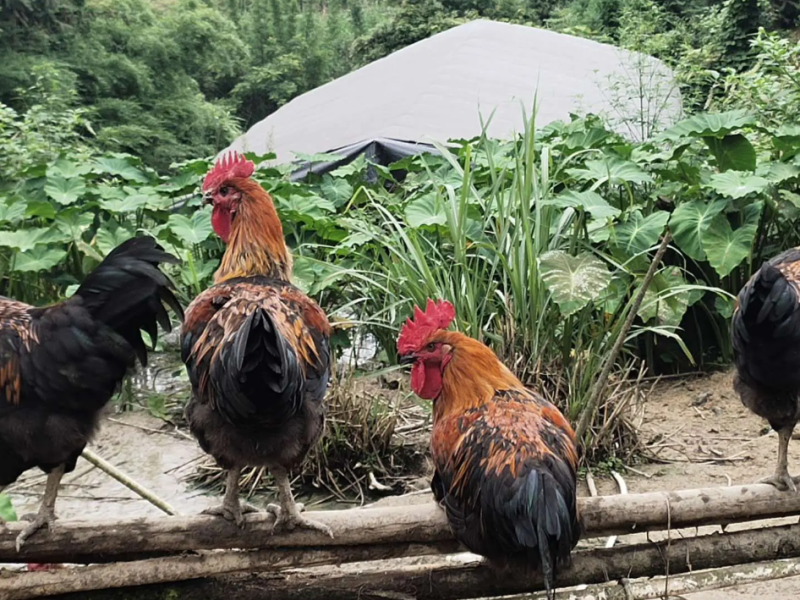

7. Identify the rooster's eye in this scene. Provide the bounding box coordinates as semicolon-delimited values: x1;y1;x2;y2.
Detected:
427;343;436;351
220;186;230;196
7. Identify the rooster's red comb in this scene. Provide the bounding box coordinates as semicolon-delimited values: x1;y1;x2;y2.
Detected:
397;299;456;354
203;151;255;192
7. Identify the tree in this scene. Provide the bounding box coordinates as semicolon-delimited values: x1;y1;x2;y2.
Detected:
719;0;763;69
353;0;462;65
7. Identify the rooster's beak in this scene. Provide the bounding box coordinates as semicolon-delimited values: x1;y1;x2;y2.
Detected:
202;192;213;205
398;354;416;365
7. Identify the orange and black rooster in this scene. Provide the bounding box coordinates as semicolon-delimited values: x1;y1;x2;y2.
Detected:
397;299;581;597
181;152;332;535
732;248;800;491
0;236;182;550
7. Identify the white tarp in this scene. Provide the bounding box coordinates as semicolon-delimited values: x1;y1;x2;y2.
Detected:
226;19;682;165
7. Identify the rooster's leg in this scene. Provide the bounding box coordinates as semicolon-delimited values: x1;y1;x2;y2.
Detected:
202;467;259;527
16;465;64;551
266;467;333;538
758;425;800;492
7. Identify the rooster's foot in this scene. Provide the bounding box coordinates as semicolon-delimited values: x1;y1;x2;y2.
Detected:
757;472;800;492
202;501;260;528
16;509;56;552
267;503;333;538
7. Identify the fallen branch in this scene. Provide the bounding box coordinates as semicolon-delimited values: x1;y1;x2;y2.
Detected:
25;522;800;600
1;482;799;564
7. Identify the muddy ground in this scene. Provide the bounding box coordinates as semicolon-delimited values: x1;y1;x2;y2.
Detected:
4;364;800;598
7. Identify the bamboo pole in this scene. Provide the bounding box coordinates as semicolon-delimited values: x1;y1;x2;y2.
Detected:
1;483;799;564
5;522;800;600
80;448;180;516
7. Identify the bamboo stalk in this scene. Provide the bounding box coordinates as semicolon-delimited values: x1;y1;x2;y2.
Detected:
575;231;673;443
1;482;799;564
80;448;179;516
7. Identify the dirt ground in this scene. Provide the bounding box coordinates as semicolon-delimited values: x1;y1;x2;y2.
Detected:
5;366;800;598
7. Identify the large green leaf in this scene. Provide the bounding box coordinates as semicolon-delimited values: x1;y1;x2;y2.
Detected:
707;171;769;199
56;210;95;243
544;191;621;220
758;161;800;184
669;199;728;261
25;200;56;220
13;247;68;272
48;158;92;179
45;176;87;205
405;193;447;228
0;199;27;224
167;210;214;246
659;110;755;141
92;157;149;182
539;251;613;317
613;210;669;257
704;134;756;172
320;176;354;207
0;228;54;252
292;255;347;296
99;194;150;213
293;151;345;164
278;195;336;223
567;156;653;186
701;202;762;278
0;494;16;522
639;267;694;327
95;225;135;256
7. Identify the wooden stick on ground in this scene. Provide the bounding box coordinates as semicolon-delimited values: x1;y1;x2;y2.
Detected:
2;482;800;564
80;448;179;516
605;470;628;549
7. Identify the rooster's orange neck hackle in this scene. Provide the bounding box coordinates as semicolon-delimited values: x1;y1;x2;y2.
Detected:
204;153;292;284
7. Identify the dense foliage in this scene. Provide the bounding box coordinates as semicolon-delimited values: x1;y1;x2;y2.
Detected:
4;58;800;446
3;0;797;171
0;0;396;169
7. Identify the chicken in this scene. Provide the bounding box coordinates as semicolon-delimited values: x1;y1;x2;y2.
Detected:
181;152;332;535
397;299;581;597
732;248;800;491
0;236;182;549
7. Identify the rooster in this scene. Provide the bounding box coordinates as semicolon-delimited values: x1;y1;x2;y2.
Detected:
0;236;182;550
181;152;332;535
732;248;800;491
397;299;581;597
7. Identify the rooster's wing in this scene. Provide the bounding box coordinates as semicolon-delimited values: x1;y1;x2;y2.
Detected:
431;389;580;578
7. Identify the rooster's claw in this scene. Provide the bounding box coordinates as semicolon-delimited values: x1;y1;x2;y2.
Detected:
202;501;259;528
267;503;333;538
757;472;800;492
16;510;56;552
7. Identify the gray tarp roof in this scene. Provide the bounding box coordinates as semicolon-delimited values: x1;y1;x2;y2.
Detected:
226;20;682;172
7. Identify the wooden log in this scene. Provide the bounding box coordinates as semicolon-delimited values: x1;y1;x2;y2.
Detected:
8;523;800;600
1;483;799;564
255;522;800;600
0;542;460;600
